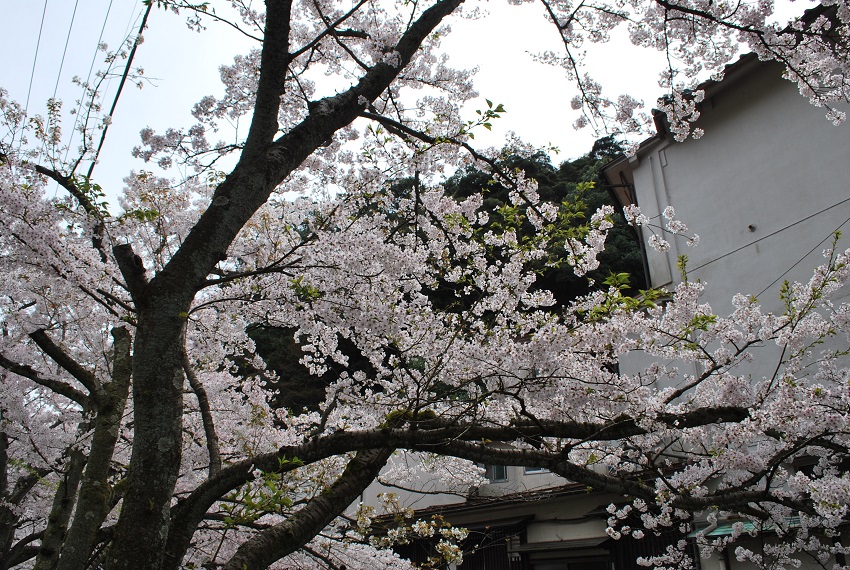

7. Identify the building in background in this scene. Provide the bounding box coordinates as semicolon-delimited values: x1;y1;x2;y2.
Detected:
604;54;850;314
366;51;850;570
604;52;850;570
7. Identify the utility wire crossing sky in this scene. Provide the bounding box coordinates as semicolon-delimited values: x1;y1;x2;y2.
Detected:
2;0;806;203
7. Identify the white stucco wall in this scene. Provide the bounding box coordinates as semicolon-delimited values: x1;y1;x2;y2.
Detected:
621;60;850;315
607;58;850;570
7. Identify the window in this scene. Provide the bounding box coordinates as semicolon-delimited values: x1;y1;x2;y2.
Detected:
524;466;549;474
484;464;508;482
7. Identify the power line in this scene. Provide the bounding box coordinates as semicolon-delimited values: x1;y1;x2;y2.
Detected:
86;1;153;180
97;1;144;124
64;0;117;169
14;0;49;151
38;0;80;167
689;195;850;273
755;214;850;299
24;0;49;112
51;0;80;101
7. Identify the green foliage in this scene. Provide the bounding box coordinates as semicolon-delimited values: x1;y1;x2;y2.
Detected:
289;275;322;303
604;272;632;290
464;99;506;139
781;231;845;320
220;467;297;528
684;314;717;335
70;175;111;217
119;208;160;223
677;254;689;283
580;280;664;323
443;137;645;305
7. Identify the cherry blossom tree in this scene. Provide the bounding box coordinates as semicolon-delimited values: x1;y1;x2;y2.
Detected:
1;0;850;569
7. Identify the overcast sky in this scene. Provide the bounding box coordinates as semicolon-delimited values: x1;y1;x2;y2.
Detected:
1;0;806;205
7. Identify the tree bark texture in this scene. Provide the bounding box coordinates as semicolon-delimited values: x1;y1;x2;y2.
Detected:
32;450;86;570
222;449;393;570
106;0;465;567
103;300;189;570
56;327;132;570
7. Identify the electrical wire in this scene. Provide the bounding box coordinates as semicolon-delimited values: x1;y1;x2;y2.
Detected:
51;0;80;101
63;0;116;169
38;0;80;167
14;0;49;152
689;195;850;273
755;213;850;300
115;2;146;98
97;0;144;118
86;1;153;180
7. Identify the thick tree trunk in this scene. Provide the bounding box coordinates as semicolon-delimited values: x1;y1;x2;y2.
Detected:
105;0;463;566
104;301;189;570
57;327;132;570
32;450;86;570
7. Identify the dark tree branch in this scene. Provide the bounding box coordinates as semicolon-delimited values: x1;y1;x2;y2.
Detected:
241;0;295;159
220;448;393;570
29;329;104;403
0;152;109;260
112;244;148;304
301;545;346;570
360;111;550;220
0;432;6;504
30;161;101;220
289;0;372;61
56;327;132;570
158;0;465;297
164;404;752;566
653;0;770;37
9;466;52;506
0;353;90;408
312;0;370;71
172;0;264;42
94;288;136;315
182;351;222;477
201;263;296;288
1;442;45;570
3;534;42;570
33;448;86;570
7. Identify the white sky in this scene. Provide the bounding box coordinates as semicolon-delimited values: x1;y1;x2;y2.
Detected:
1;0;807;205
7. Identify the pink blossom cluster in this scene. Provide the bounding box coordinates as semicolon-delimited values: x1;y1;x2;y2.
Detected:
1;0;850;567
